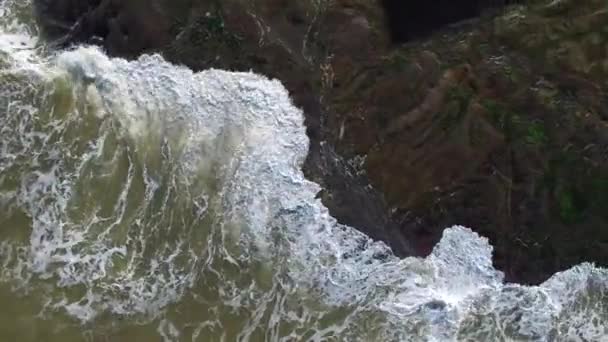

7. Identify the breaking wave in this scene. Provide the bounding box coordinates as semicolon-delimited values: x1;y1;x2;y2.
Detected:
0;0;606;340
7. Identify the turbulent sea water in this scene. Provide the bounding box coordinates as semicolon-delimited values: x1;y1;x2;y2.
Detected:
0;1;607;341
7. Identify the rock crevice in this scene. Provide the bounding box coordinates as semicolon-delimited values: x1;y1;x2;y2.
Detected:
34;0;608;284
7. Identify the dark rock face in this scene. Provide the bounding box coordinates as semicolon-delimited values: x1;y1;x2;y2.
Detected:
381;0;483;43
380;0;525;43
35;0;173;56
34;0;608;284
33;0;414;256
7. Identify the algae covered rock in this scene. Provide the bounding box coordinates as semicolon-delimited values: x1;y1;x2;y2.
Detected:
34;0;608;284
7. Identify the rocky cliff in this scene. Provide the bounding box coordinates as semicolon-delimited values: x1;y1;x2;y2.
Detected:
35;0;608;284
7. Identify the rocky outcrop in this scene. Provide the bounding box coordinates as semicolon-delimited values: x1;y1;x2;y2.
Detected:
35;0;608;284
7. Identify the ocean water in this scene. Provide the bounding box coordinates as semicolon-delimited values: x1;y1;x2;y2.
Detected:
0;1;606;341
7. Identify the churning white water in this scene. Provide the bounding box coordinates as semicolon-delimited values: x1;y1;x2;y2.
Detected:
0;0;606;341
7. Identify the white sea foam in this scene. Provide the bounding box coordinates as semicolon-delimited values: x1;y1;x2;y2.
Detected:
0;1;606;340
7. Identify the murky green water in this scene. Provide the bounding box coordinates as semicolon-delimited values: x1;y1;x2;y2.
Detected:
0;1;607;341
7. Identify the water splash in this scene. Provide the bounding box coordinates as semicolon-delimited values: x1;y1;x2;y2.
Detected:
0;1;606;341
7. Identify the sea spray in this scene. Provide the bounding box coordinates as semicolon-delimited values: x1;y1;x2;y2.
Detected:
0;1;607;340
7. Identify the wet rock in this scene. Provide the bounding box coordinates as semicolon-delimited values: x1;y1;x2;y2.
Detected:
34;0;608;284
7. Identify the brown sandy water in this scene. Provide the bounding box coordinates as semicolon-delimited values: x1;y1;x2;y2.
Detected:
0;1;606;341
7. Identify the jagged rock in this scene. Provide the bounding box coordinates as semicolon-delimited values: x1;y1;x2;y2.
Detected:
34;0;608;284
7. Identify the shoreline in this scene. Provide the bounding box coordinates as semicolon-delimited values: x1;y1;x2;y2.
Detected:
33;0;608;285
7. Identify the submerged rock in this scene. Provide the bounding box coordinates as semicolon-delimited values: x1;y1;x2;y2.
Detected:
34;0;608;284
